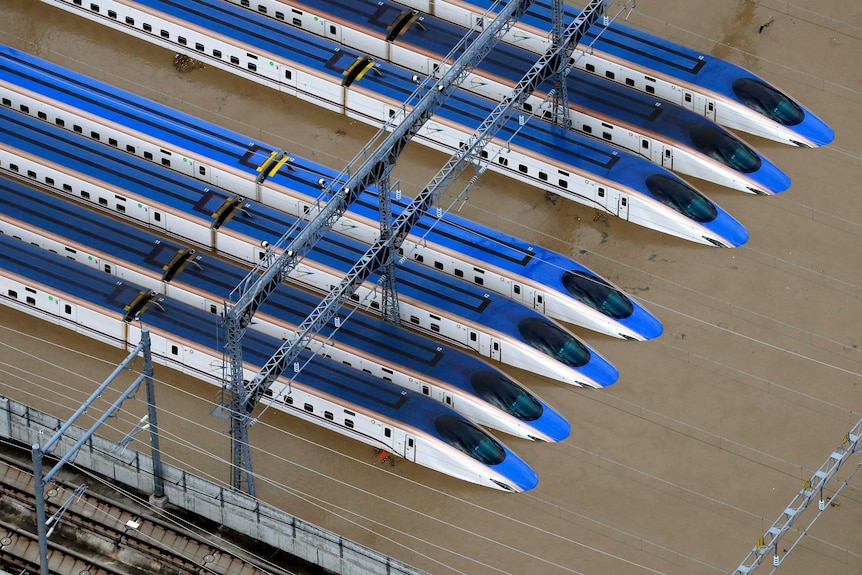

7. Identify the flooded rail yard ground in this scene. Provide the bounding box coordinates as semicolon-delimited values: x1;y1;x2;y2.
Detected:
0;1;861;574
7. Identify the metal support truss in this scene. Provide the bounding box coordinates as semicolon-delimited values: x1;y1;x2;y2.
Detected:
732;419;862;574
223;0;535;496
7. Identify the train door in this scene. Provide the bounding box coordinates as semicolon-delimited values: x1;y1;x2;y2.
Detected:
533;292;545;315
469;12;486;31
491;338;502;362
618;195;630;220
404;435;416;462
661;146;673;170
705;100;717;121
324;22;342;43
682;90;695;112
190;161;212;185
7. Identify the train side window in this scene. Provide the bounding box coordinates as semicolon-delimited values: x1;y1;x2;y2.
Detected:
408;438;414;448
304;403;313;412
621;198;628;207
498;157;508;167
248;62;257;71
324;411;333;420
603;132;612;140
685;93;692;103
209;304;218;314
410;315;419;324
240;0;249;5
90;131;100;140
1;98;9;106
605;71;615;80
493;342;500;352
583;125;592;134
642;139;649;149
26;296;35;306
108;137;118;147
284;395;293;405
90;4;99;12
522;102;532;112
63;183;72;192
161;158;171;167
80;190;91;199
585;63;595;73
160;29;169;39
513;285;521;295
72;0;81;5
19;104;29;114
64;304;72;314
626;77;635;86
330;25;337;34
538;171;547;181
454;269;463;278
646;85;655;94
370;300;380;310
474;276;484;286
198;166;207;175
73;125;82;134
153;212;162;222
213;49;222;58
126;144;135;153
104;264;112;273
170;345;178;355
518;164;528;174
27;170;36;179
178;36;187;46
8;163;17;172
537;295;544;304
434;261;443;270
38;111;47;120
345;419;354;428
195;43;204;52
431;323;440;333
421;385;429;395
98;197;107;206
558;179;568;189
276;11;285;21
285;70;293;80
116;204;125;213
598;187;605;198
108;9;116;18
384;428;391;438
480;150;488;159
257;5;268;14
7;290;16;299
414;253;424;263
55;118;65;127
44;177;54;186
125;16;134;25
231;56;240;65
143;23;152;33
144;151;153;160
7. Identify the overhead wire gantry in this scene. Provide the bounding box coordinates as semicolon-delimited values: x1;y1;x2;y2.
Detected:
222;0;617;496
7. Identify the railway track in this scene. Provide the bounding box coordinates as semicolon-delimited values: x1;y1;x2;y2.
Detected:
0;451;296;575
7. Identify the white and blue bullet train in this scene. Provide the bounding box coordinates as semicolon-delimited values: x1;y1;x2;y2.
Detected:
0;106;618;389
0;44;662;340
0;233;539;492
226;0;791;195
0;175;570;442
38;0;749;248
390;0;834;148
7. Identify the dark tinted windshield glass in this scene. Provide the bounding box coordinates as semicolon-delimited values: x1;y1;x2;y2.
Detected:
689;124;762;173
561;271;634;319
646;174;718;223
732;77;804;126
470;371;543;421
518;317;590;368
434;414;506;465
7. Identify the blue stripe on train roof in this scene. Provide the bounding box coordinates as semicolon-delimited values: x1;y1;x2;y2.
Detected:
0;108;620;382
299;0;788;193
0;232;469;429
0;46;660;336
133;0;699;186
457;0;832;145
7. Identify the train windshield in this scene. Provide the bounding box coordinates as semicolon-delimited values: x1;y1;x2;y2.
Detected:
732;77;804;126
646;174;718;223
561;270;634;319
688;124;762;173
434;415;507;465
518;317;590;368
470;371;544;421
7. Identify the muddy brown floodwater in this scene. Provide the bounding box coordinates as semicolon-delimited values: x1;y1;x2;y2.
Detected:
1;1;861;574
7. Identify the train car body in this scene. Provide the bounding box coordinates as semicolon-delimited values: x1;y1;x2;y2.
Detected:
226;0;790;195
0;175;569;442
0;106;618;388
390;0;834;147
0;44;662;340
37;0;749;248
0;233;539;491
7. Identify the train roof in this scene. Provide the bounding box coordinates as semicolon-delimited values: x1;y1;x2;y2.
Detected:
131;0;698;188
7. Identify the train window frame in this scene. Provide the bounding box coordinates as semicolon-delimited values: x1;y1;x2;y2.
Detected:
44;177;54;186
257;5;268;15
559;179;569;189
230;55;240;65
8;163;18;172
108;137;118;147
7;290;16;299
474;276;484;286
170;345;179;355
498;156;508;167
90;131;100;140
324;411;333;420
434;261;444;270
583;125;592;134
248;62;258;71
626;77;635;87
605;71;615;80
195;42;205;52
125;16;134;25
178;36;187;46
143;23;152;33
73;124;83;134
81;190;91;200
345;419;354;429
126;144;136;153
455;269;464;278
1;98;9;107
62;183;72;192
26;296;36;306
213;48;222;58
384;428;392;438
303;403;313;412
108;9;116;18
585;63;595;73
26;170;36;179
646;85;655;94
276;11;285;21
518;164;528;174
144;151;153;161
90;3;99;12
160;29;169;39
19;104;29;114
538;171;548;181
64;304;72;314
55;118;65;127
431;323;440;333
409;315;420;324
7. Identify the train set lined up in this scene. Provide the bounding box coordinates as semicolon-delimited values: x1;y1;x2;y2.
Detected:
0;0;832;490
